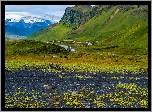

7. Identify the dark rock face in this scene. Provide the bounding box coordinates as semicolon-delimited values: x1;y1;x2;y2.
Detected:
60;5;148;27
61;5;92;25
61;5;115;26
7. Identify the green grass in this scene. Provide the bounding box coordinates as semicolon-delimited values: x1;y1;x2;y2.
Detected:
96;20;148;55
5;40;69;56
5;56;148;74
28;5;148;43
5;5;148;74
27;22;71;41
5;60;61;72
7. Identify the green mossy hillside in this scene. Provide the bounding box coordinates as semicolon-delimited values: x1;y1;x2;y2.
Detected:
5;40;69;56
5;5;148;74
27;5;148;43
95;20;148;55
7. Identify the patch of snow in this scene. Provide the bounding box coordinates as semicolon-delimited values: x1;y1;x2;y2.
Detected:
5;12;61;23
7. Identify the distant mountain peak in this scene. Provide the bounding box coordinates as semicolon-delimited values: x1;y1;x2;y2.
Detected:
5;12;61;24
5;12;62;37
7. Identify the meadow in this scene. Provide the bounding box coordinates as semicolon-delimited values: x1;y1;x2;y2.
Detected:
5;5;148;108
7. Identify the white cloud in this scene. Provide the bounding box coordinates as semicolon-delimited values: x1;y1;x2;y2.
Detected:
5;5;74;17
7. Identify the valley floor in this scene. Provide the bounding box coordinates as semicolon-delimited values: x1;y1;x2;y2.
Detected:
5;52;148;74
5;49;149;109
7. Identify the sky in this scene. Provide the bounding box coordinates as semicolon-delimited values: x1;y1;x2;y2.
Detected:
5;5;75;17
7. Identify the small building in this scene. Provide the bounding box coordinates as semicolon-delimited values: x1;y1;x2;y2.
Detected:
86;42;92;46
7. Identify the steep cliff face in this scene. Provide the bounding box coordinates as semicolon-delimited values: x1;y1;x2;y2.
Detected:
60;5;114;26
60;5;92;26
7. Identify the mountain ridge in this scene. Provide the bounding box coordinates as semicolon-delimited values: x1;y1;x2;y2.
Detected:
5;12;61;37
28;5;148;42
5;12;61;23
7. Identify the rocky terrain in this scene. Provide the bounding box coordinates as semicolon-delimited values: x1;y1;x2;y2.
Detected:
5;70;148;108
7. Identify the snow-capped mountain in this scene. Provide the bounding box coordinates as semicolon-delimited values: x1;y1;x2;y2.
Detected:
5;12;61;24
5;12;61;37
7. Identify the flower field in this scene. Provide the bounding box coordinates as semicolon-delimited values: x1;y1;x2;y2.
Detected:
5;70;148;108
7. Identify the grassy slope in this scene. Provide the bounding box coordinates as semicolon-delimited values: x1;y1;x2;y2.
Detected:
94;20;148;55
68;6;148;42
6;6;148;74
27;23;71;41
27;6;117;41
5;40;69;56
5;20;148;73
28;6;148;42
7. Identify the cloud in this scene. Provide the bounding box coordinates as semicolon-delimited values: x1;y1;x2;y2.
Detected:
5;5;74;17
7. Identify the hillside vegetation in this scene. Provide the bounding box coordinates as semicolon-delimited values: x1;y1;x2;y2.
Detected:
28;5;148;42
5;5;149;109
91;20;148;55
5;40;69;56
6;5;148;74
